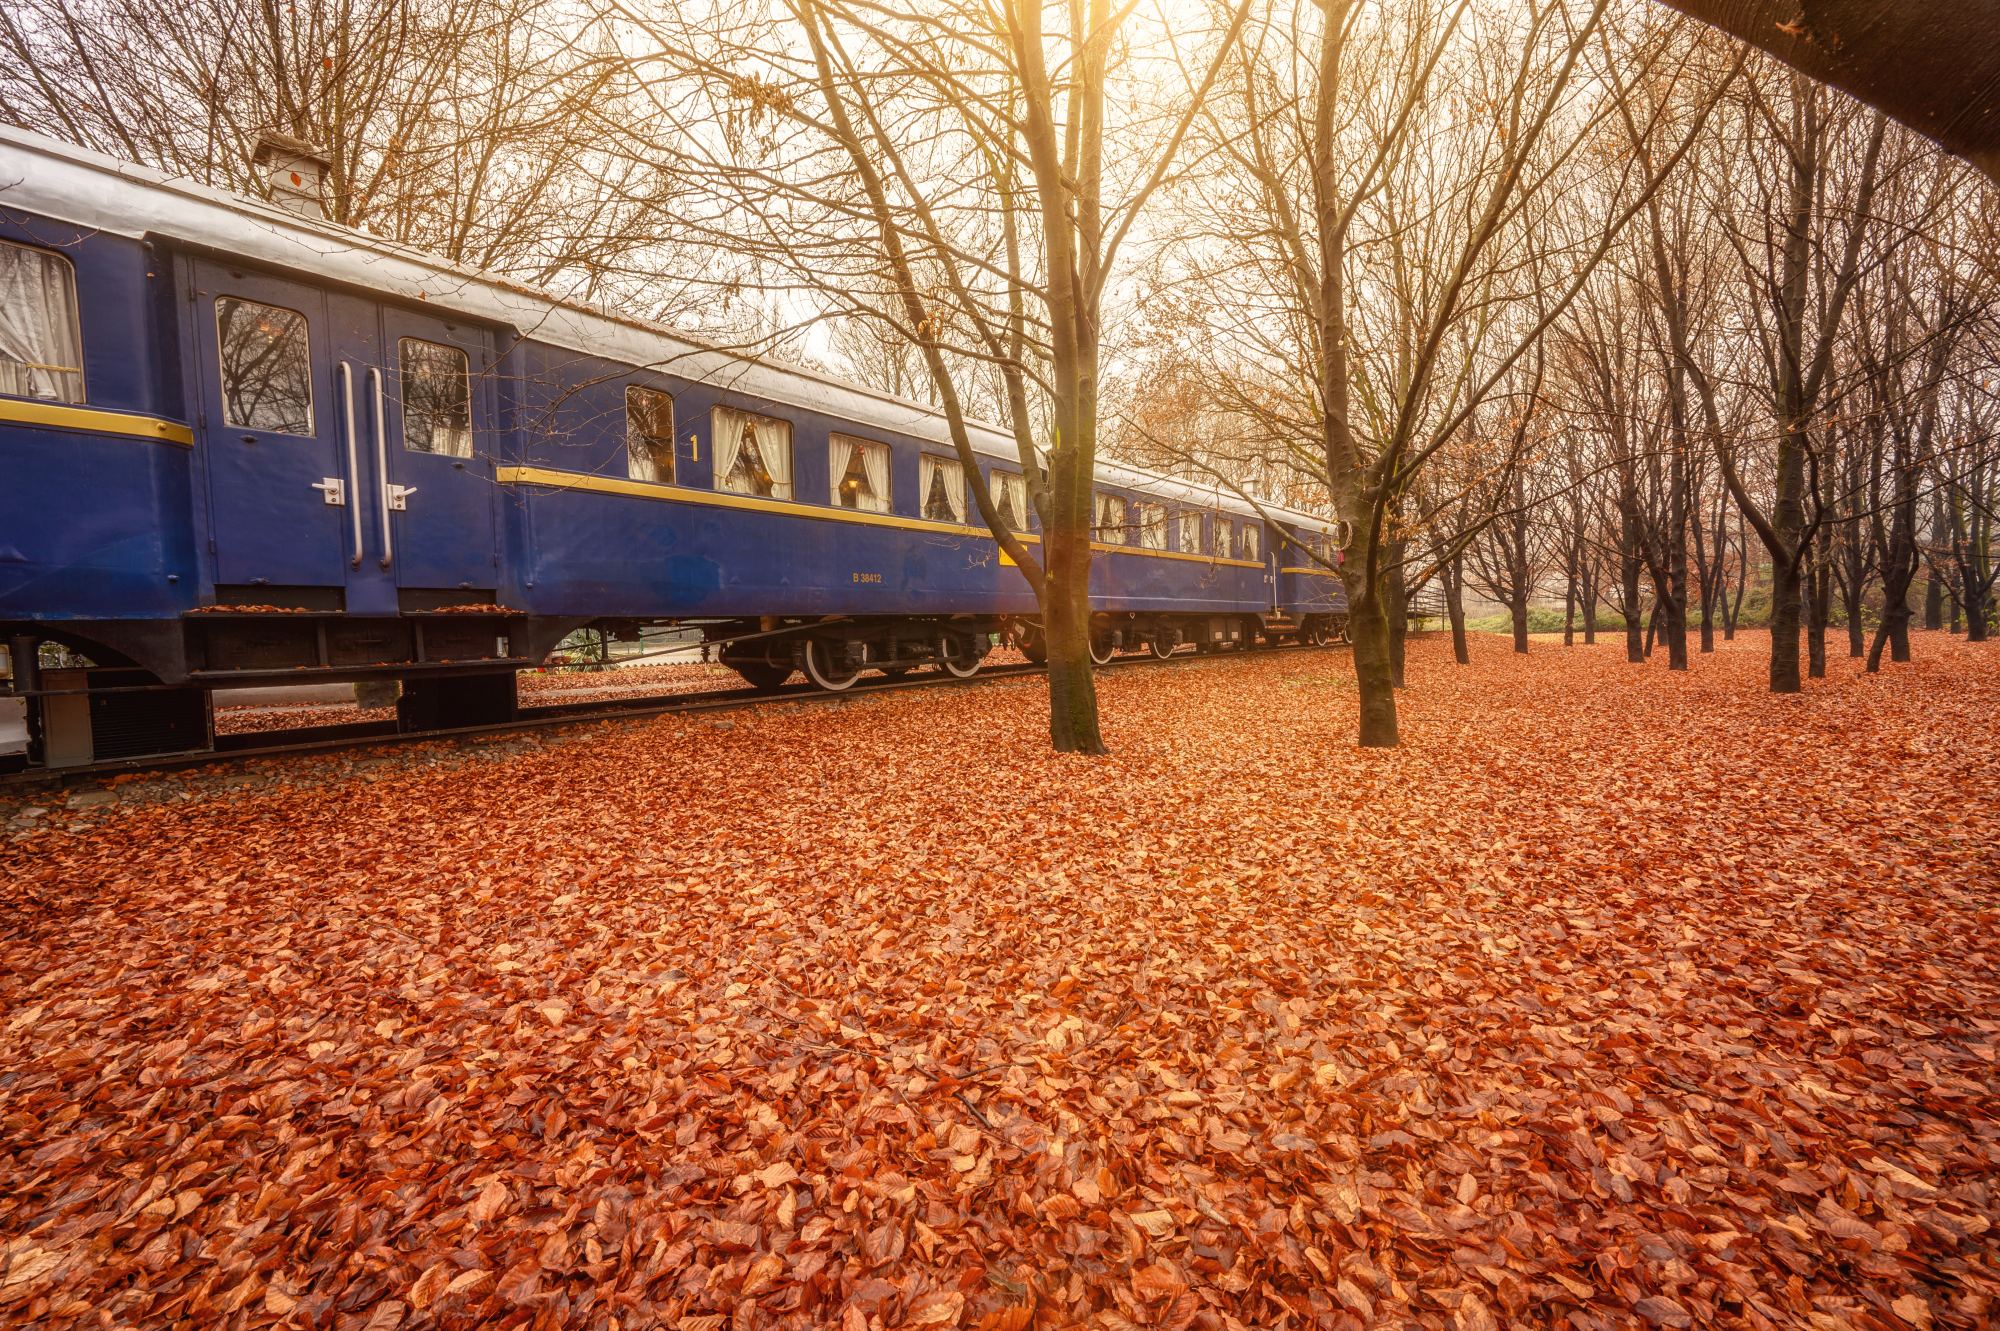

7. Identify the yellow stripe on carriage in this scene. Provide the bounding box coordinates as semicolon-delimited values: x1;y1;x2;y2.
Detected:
497;465;1268;570
1280;566;1339;577
0;398;194;446
495;464;1037;541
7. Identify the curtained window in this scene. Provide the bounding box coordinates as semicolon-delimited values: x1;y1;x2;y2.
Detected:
1214;517;1232;559
0;241;83;403
920;453;966;523
988;470;1027;531
216;297;312;435
831;434;890;512
1094;491;1127;544
1239;522;1261;560
626;386;675;483
713;406;793;499
1178;511;1203;555
399;338;472;457
1137;502;1167;550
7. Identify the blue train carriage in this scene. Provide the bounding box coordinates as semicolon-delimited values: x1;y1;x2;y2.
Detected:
0;127;1344;771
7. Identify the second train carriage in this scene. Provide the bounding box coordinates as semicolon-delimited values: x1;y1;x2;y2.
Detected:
0;126;1347;769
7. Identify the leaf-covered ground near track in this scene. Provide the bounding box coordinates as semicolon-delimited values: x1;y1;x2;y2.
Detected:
3;632;1997;1331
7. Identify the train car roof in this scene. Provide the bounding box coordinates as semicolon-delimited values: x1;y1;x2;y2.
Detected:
0;126;1337;534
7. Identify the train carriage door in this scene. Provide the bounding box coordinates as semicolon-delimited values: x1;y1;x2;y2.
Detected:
191;264;351;589
372;306;500;595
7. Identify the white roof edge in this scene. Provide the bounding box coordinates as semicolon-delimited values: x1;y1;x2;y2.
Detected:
0;125;1334;533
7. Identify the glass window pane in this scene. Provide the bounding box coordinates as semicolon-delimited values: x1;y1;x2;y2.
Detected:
627;385;675;483
1240;524;1261;560
1178;511;1202;554
399;338;471;457
1214;517;1231;557
0;241;84;403
714;407;793;498
1138;502;1166;550
989;471;1026;531
832;433;890;512
920;454;966;523
1094;491;1126;544
216;297;312;434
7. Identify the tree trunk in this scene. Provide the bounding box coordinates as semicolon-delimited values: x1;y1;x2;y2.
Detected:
1510;599;1529;654
1385;538;1408;687
1445;553;1470;665
1562;535;1578;647
1582;563;1599;645
1622;546;1644;664
1348;588;1399;747
1806;552;1830;679
1769;552;1803;691
1924;575;1942;630
1040;521;1105;754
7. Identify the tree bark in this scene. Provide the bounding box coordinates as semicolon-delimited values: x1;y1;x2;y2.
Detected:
1444;553;1470;665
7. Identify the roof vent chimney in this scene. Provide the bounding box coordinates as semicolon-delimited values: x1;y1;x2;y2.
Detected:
252;130;331;220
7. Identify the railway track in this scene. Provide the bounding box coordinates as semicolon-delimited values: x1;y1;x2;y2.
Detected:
2;640;1349;789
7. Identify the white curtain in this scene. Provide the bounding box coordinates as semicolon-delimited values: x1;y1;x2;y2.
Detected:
920;454;965;523
992;471;1025;530
1179;512;1202;554
861;440;890;511
827;437;850;504
713;407;792;499
712;407;745;489
0;242;84;403
1139;503;1166;550
828;435;889;512
1095;492;1125;543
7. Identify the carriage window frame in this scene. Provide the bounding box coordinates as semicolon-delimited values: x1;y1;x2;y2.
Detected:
920;451;968;524
1136;500;1167;551
831;433;892;513
398;337;472;458
0;239;85;406
215;295;314;436
1177;510;1203;555
1213;516;1232;559
626;384;675;484
1093;490;1128;545
712;405;794;500
1239;523;1262;561
987;468;1028;532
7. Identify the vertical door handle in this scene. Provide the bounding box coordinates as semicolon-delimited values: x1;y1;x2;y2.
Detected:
338;362;362;566
369;366;393;569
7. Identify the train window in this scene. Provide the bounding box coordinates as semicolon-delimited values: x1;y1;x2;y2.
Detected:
0;241;83;404
626;385;675;483
216;297;312;435
1137;501;1167;550
1239;524;1262;561
1214;516;1231;557
831;434;890;513
713;406;793;499
989;470;1027;531
920;453;967;523
399;339;472;457
1178;511;1202;554
1093;491;1127;544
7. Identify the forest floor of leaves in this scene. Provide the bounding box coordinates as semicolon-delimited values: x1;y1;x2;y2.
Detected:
3;632;1997;1331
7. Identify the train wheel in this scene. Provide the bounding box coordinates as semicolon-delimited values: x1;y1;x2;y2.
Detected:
1089;636;1116;667
939;634;984;679
1305;621;1330;648
803;640;860;692
726;659;793;691
1148;634;1176;660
